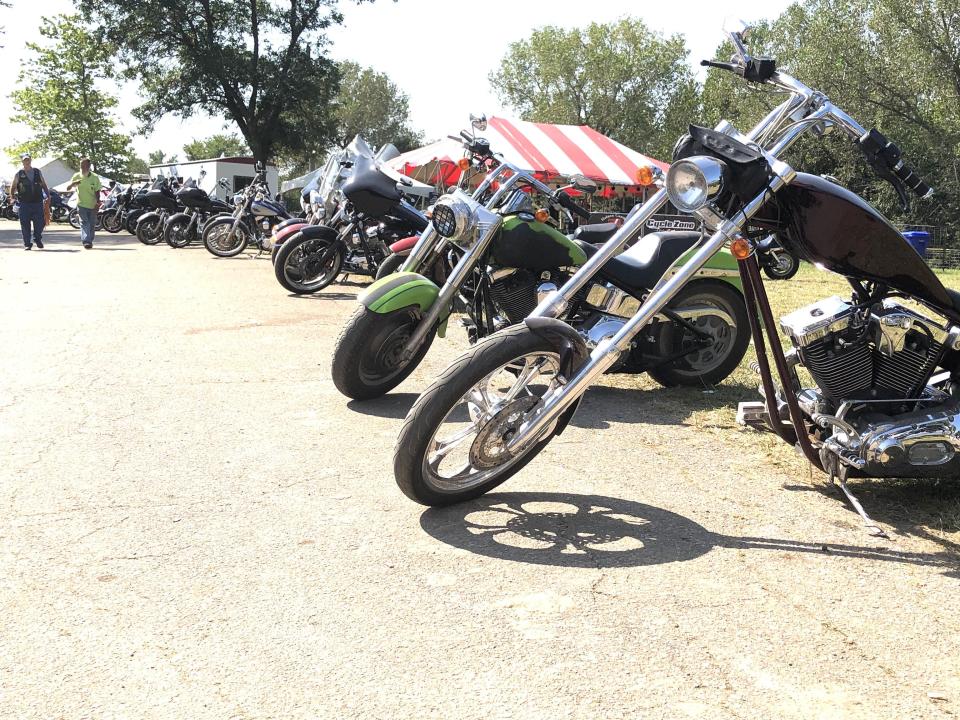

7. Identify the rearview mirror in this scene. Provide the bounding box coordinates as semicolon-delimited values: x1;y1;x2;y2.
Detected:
570;174;598;194
470;113;488;132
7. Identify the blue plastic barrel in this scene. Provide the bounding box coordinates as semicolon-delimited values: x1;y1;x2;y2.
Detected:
902;230;930;257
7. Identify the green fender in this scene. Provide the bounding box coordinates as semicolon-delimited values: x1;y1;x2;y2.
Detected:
674;245;743;292
360;271;450;338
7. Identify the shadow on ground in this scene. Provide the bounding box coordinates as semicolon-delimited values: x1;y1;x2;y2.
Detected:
420;491;960;576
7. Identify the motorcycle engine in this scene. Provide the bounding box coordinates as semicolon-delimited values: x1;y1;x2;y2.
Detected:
782;296;949;407
489;269;542;325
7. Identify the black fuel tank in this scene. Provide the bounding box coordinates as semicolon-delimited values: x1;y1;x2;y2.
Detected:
777;173;954;314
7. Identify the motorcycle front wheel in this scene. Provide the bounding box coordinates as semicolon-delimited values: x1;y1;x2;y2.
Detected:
762;250;800;280
101;209;123;233
374;252;407;280
203;217;250;257
273;235;344;293
68;209;81;229
164;214;195;248
331;304;435;400
394;324;562;506
136;216;163;245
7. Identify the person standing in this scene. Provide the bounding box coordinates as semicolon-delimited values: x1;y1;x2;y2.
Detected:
67;158;101;249
9;153;49;250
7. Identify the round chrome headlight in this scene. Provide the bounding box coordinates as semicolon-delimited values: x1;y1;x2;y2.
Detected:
666;156;727;213
431;197;471;238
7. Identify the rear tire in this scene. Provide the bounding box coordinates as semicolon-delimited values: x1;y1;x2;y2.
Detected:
762;250;800;280
136;216;163;245
647;281;750;387
273;234;344;293
203;217;250;257
394;325;561;506
375;252;407;280
331;304;435;400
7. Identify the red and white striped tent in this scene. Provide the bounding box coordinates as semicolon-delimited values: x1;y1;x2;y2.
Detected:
387;116;669;194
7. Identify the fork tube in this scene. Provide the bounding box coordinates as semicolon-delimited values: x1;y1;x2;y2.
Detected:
532;189;669;319
400;219;504;360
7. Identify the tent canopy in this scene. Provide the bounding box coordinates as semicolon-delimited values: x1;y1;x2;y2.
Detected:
387;116;669;190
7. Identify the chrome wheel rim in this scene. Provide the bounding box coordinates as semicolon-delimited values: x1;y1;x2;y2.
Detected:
421;351;561;493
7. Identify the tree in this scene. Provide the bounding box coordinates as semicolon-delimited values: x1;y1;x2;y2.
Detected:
147;150;178;166
490;19;699;161
333;61;422;152
183;133;250;161
6;14;135;178
81;0;365;163
700;0;960;234
127;157;150;176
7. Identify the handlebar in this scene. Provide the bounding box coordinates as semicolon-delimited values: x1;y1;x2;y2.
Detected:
555;191;591;220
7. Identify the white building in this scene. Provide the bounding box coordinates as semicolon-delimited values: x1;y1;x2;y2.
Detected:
4;157;78;189
148;157;280;200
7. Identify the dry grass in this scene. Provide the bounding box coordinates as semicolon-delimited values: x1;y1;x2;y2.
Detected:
594;262;960;538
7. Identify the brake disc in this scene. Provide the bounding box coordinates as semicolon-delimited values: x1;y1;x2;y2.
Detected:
470;396;539;469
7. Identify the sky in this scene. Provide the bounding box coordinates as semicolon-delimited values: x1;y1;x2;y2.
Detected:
0;0;795;162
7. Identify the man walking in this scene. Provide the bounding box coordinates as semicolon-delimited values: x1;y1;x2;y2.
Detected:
9;153;48;250
67;158;101;249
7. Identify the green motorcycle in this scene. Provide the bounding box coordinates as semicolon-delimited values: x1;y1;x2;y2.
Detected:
330;122;749;400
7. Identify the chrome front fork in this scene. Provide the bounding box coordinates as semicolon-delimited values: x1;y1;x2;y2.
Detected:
506;175;793;453
401;219;503;361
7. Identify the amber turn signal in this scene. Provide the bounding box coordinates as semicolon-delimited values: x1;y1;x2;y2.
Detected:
534;208;550;223
457;157;471;171
730;237;752;260
635;165;655;187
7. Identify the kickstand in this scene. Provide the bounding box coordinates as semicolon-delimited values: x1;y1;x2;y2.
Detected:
836;478;888;538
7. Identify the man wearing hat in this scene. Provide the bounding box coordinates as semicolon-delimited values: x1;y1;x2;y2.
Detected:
9;153;49;250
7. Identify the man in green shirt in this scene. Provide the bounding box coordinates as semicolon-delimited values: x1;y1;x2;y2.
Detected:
67;158;101;249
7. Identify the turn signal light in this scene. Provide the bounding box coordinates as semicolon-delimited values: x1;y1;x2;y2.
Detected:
457;157;471;171
534;208;550;223
635;165;655;186
730;237;752;260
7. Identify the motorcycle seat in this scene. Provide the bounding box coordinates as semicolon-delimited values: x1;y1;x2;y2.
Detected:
573;222;618;245
574;231;702;293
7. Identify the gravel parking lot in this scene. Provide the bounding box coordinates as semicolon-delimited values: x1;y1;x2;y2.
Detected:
2;225;958;719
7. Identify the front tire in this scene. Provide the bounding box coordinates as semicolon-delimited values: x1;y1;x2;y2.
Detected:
394;325;562;506
273;235;344;293
203;217;250;257
374;252;407;280
164;214;195;248
762;250;800;280
647;281;751;387
101;209;123;233
136;216;163;245
68;209;81;229
331;304;435;400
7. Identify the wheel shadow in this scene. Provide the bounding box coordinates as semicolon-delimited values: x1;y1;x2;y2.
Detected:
420;491;960;575
287;292;359;301
347;393;419;419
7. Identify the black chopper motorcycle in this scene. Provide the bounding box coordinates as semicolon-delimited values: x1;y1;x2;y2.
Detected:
164;178;233;248
392;24;943;540
272;152;430;294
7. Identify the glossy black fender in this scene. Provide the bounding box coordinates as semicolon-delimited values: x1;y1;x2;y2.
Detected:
524;317;590;436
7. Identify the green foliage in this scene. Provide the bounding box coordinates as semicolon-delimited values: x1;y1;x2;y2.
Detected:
700;0;960;235
147;150;178;166
6;14;135;179
127;157;150;176
81;0;365;163
183;133;250;161
333;61;422;152
490;18;699;161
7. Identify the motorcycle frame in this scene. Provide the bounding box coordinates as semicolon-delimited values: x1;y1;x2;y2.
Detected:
504;71;873;453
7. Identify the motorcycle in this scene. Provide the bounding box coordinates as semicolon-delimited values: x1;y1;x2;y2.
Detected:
135;177;181;245
330;117;748;401
67;191;105;231
272;137;432;289
164;176;233;248
202;163;290;257
100;184;134;233
48;189;69;222
391;23;939;531
757;235;800;280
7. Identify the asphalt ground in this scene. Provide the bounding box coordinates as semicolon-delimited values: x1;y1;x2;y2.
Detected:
1;224;958;719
